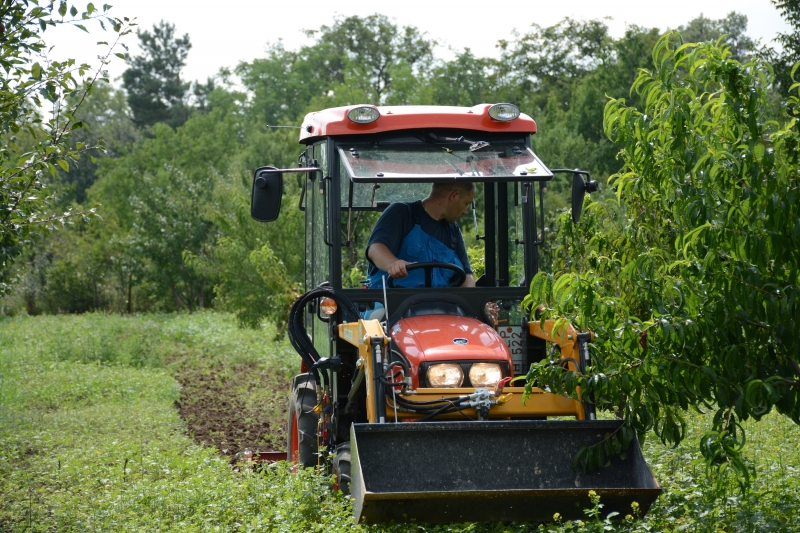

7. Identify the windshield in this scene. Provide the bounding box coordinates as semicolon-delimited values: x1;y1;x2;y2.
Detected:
338;138;551;185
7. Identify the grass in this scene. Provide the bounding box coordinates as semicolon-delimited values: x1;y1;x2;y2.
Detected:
1;313;799;532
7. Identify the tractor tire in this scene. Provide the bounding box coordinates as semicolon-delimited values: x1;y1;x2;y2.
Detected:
287;374;318;468
333;441;351;495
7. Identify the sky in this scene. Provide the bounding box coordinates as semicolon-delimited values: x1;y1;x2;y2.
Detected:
44;0;791;86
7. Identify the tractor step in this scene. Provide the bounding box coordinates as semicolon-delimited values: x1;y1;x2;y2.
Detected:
350;420;660;524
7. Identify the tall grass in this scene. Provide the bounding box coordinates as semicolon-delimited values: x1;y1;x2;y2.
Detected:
1;313;798;532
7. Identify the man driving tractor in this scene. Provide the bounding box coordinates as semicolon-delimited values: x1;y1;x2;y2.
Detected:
251;103;660;524
365;182;477;290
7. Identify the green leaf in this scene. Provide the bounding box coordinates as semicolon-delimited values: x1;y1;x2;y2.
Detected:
56;160;70;172
58;1;67;16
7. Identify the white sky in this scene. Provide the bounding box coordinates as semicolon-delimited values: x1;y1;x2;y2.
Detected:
44;0;790;86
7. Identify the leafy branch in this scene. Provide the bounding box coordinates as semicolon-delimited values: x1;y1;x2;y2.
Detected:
527;32;800;488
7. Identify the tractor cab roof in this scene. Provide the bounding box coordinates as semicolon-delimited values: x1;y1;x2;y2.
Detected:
299;104;537;143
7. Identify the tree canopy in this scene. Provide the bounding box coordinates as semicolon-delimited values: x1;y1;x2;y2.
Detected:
525;33;799;485
122;20;192;129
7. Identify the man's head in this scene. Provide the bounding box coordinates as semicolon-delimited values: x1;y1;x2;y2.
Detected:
429;182;476;223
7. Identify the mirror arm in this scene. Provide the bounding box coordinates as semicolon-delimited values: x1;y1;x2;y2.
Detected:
289;166;323;212
268;167;323;175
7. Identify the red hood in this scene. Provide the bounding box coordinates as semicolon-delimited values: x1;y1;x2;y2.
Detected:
392;315;512;387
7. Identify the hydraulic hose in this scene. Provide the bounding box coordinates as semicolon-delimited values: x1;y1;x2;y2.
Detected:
379;361;410;388
287;285;361;387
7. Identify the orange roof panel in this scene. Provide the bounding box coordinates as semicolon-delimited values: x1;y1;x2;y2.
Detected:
298;104;537;142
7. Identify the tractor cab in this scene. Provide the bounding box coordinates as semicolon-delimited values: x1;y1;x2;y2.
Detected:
252;104;660;524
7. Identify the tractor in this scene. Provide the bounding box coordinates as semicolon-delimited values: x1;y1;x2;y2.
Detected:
251;103;661;524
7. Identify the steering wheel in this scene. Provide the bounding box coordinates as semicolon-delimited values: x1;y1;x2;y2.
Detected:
387;261;467;288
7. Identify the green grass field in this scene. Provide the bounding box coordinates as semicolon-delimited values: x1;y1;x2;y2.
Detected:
1;313;798;532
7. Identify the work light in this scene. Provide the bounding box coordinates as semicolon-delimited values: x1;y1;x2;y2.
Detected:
347;106;380;124
487;103;520;121
320;297;338;315
427;364;464;387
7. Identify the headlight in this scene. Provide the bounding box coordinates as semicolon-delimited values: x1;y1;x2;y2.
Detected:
487;103;520;121
347;106;380;124
427;364;464;387
469;363;503;387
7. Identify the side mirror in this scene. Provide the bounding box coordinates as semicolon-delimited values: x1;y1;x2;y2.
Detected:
571;172;599;224
251;166;283;222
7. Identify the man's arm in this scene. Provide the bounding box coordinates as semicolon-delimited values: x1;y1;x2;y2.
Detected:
367;243;414;278
369;242;475;286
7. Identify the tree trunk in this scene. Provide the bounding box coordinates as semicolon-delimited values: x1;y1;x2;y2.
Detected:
127;272;133;314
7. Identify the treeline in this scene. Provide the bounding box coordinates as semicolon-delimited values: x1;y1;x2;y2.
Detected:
1;10;793;327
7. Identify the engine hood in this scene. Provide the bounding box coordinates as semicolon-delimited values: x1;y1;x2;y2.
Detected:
393;315;512;364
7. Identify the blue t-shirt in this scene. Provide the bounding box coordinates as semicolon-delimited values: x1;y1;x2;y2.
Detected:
365;201;472;279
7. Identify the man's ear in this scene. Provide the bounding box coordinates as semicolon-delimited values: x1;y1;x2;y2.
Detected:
448;189;461;203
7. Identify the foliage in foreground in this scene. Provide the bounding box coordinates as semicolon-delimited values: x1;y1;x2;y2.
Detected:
1;313;799;532
525;34;800;485
0;1;132;290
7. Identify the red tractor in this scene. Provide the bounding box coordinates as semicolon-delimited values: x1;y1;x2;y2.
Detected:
251;103;660;524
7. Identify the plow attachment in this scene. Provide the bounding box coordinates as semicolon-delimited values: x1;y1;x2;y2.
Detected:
350;420;661;524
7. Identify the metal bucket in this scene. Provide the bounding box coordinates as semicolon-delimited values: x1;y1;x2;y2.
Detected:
350;420;661;524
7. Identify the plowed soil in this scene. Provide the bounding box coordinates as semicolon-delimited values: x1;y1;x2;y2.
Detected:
173;364;290;458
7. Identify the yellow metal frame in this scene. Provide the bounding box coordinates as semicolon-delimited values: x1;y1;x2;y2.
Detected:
339;319;389;423
338;318;590;423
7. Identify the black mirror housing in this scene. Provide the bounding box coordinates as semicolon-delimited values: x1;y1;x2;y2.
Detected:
570;172;598;224
251;166;283;222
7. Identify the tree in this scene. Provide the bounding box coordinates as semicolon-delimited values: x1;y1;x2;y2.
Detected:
237;14;436;126
427;49;498;106
0;1;131;292
90;91;247;312
768;0;800;96
310;14;435;104
56;81;140;205
676;12;756;61
525;33;799;486
186;171;299;330
498;18;613;112
122;20;192;129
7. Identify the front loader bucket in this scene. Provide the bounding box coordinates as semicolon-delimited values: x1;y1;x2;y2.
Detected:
350;420;661;524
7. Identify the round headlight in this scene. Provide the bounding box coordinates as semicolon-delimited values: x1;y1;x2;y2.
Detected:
427;364;464;387
487;103;520;121
347;106;380;124
469;363;503;387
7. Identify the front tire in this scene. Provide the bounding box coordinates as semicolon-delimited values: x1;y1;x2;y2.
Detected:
287;373;318;467
333;441;351;495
